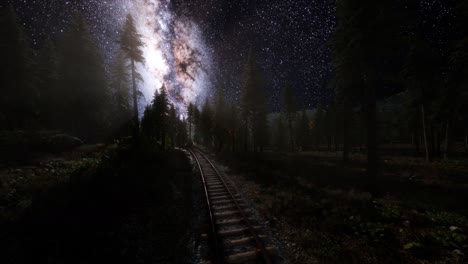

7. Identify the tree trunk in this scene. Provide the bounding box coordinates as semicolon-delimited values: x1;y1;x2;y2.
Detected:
334;135;339;152
421;104;429;162
342;104;350;163
288;113;294;152
430;124;435;161
465;124;468;153
443;121;449;160
366;85;378;192
414;126;420;154
436;126;441;157
243;118;248;153
189;121;192;143
131;60;139;148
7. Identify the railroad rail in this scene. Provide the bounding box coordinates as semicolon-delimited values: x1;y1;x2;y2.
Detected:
189;149;276;264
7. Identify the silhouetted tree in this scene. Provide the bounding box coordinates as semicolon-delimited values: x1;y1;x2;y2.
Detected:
120;14;145;146
402;37;442;162
449;1;468;154
193;105;202;144
155;85;169;149
187;102;195;143
313;106;325;150
334;0;403;188
200;98;213;147
168;104;177;148
241;51;268;152
282;82;296;152
0;7;35;129
58;13;109;140
176;116;188;146
227;102;240;152
36;39;59;128
214;87;228;151
274;115;286;151
295;109;309;151
110;51;132;135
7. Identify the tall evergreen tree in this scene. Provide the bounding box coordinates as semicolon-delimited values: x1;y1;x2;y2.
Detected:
110;51;132;135
450;1;468;154
241;51;268;152
402;37;442;162
120;14;145;146
214;86;228;151
334;0;403;188
168;104;177;148
282;82;296;152
296;109;309;151
58;13;109;140
187;102;195;144
200;98;213;147
274;115;286;151
227;102;240;152
193;106;202;144
0;7;35;129
313;106;325;150
155;85;169;149
36;39;59;129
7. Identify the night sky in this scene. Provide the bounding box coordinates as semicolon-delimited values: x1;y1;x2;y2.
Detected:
3;0;458;112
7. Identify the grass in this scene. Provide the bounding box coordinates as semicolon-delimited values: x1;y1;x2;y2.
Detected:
0;143;193;264
216;150;468;263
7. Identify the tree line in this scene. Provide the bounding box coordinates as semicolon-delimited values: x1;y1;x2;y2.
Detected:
0;7;188;148
186;0;468;190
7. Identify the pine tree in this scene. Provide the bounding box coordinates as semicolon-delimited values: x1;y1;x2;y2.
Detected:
296;109;309;151
200;98;213;147
282;82;296;151
449;1;468;154
227;102;240;152
193;106;202;144
58;13;109;140
156;85;169;149
176;117;188;147
0;7;35;129
241;51;268;152
141;104;155;142
168;104;177;148
402;37;442;162
36;39;59;129
334;0;404;188
214;86;228;151
187;102;195;144
110;51;132;135
313;106;326;150
275;115;286;151
120;14;145;146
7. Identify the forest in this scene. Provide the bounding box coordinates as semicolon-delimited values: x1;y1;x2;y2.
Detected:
1;0;468;263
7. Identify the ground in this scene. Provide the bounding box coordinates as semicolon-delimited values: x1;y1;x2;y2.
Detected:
0;142;193;264
214;151;468;263
1;141;467;263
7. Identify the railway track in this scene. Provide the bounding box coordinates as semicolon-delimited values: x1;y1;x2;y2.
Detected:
189;149;279;264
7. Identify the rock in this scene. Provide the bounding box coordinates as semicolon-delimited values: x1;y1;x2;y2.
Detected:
449;226;459;231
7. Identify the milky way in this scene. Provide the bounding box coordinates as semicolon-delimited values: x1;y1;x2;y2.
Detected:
6;0;213;114
5;0;459;112
118;0;212;113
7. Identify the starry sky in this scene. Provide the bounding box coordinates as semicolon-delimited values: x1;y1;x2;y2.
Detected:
3;0;460;112
171;0;336;110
